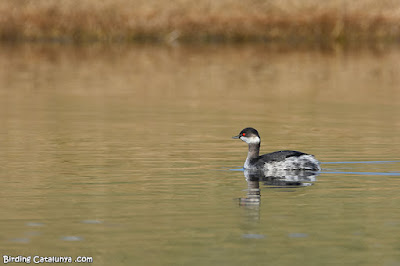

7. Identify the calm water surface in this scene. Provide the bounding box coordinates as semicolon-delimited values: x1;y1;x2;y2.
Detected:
1;44;400;265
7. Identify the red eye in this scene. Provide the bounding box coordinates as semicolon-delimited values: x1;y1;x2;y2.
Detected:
242;133;246;136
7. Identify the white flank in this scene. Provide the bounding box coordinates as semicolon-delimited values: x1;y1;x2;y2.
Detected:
244;169;318;182
262;155;321;171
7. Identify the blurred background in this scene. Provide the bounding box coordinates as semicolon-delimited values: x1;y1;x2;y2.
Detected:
1;1;400;266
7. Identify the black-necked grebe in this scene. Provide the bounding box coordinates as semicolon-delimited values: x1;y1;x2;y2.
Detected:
232;127;320;171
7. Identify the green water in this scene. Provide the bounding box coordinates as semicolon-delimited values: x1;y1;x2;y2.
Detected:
1;44;400;266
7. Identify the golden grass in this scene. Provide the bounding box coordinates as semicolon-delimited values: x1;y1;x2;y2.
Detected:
1;0;400;43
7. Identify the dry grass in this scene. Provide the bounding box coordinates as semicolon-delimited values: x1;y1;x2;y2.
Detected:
1;0;400;43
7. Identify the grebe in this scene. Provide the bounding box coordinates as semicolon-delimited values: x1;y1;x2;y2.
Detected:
232;127;320;171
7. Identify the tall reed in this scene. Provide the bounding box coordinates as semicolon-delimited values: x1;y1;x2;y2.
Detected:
1;0;399;43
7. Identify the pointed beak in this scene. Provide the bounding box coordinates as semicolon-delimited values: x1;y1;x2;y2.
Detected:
232;135;240;139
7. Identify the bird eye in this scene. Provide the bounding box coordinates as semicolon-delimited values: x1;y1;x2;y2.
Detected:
242;133;246;136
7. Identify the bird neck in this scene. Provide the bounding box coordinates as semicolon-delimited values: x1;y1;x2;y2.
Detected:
247;143;260;160
244;143;260;169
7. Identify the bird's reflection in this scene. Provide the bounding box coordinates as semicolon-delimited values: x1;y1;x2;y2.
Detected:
239;169;319;207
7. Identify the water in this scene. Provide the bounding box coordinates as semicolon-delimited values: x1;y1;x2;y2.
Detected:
1;43;400;266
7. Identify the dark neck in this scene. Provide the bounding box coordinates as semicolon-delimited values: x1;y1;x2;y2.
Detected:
247;143;260;159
